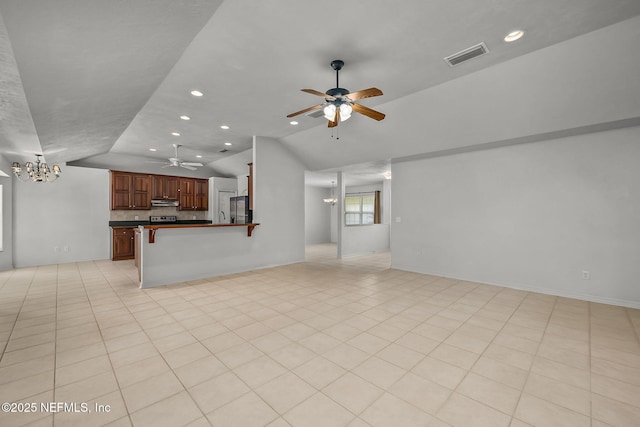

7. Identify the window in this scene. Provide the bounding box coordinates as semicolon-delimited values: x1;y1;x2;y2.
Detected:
344;191;380;226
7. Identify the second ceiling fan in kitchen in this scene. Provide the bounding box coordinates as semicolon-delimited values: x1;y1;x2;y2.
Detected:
150;144;203;171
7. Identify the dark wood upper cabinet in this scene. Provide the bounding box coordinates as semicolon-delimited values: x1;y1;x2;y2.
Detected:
178;178;208;211
151;175;179;200
111;171;150;210
111;172;133;210
195;179;209;211
112;171;206;211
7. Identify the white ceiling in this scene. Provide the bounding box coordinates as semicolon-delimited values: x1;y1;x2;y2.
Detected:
1;0;640;186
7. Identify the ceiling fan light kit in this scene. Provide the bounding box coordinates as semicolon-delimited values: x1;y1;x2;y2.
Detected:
287;59;385;129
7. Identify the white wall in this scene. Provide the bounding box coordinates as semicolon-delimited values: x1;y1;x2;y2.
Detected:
252;136;305;266
342;224;390;258
13;166;110;267
391;126;640;308
0;154;13;270
305;185;331;244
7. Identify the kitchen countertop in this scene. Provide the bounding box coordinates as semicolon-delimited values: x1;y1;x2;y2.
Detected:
109;220;213;227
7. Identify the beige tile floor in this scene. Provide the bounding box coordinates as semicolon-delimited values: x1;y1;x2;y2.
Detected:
1;243;639;426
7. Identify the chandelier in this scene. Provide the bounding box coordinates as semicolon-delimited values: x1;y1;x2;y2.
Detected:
323;181;338;205
12;155;62;182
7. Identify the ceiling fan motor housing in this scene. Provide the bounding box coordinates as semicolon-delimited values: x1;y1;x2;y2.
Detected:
326;87;350;97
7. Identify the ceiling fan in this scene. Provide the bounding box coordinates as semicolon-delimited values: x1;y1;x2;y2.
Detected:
287;59;385;128
152;144;203;170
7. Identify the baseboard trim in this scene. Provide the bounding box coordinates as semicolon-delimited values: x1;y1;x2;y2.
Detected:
392;263;640;309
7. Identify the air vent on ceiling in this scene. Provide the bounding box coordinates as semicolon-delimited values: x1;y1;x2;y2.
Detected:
218;148;228;153
307;109;325;119
443;42;489;67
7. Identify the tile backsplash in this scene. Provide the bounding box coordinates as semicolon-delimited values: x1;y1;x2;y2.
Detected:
110;207;208;221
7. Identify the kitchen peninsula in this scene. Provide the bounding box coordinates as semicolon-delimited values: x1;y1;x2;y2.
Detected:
109;166;258;288
135;222;259;288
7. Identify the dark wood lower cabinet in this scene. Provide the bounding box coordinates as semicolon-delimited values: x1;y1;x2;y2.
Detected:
112;227;135;260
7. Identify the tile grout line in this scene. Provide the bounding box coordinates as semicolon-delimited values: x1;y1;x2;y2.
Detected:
78;260;137;426
430;285;542;425
507;294;557;426
0;268;35;363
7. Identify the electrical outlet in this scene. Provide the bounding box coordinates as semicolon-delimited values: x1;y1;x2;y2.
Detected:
192;216;196;220
63;246;69;252
53;246;59;253
582;270;590;280
395;217;402;223
134;215;139;220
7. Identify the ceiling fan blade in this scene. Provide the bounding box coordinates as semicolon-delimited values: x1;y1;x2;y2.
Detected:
301;88;329;98
345;87;383;101
181;162;203;167
352;103;386;121
161;164;174;168
328;109;339;128
287;104;323;118
180;165;197;171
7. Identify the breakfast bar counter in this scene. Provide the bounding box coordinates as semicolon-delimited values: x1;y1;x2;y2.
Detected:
144;223;259;243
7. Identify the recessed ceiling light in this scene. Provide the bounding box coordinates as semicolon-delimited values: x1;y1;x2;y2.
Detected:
504;30;524;42
180;115;191;121
171;132;180;136
290;121;298;125
149;148;157;152
190;90;203;97
196;155;202;158
220;125;229;130
224;142;232;146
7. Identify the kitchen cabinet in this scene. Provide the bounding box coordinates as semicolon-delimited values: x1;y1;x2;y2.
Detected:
110;171;151;210
195;178;208;210
111;171;207;211
112;227;135;260
179;178;208;210
151;175;179;200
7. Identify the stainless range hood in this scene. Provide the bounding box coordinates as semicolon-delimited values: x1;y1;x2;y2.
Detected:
151;199;179;207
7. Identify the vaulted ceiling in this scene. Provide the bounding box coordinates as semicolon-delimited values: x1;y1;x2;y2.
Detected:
1;1;639;183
